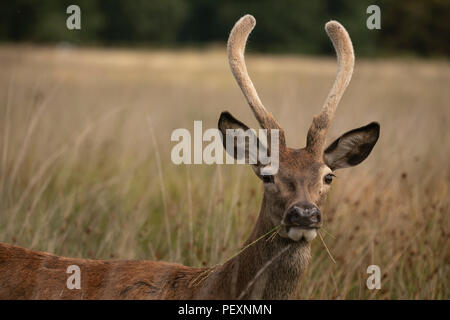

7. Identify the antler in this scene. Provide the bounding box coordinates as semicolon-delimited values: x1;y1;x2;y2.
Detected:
306;21;354;158
227;15;285;146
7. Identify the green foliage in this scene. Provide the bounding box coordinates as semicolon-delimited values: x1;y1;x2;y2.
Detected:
380;0;450;56
0;0;103;44
98;0;188;44
0;0;448;56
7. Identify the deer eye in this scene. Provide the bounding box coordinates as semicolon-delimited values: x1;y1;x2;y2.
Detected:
262;175;274;184
324;173;335;185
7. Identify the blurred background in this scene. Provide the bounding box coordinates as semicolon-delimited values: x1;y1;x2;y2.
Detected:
1;0;449;56
0;1;448;299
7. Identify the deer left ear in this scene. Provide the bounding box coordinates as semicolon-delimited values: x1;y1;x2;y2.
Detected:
324;122;380;170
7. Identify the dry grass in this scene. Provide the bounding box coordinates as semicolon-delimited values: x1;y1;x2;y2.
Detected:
0;45;448;299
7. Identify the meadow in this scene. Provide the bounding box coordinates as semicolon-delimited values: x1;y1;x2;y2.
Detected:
0;45;448;299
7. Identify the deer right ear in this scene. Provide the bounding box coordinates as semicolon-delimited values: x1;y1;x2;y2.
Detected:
218;111;250;135
218;111;263;171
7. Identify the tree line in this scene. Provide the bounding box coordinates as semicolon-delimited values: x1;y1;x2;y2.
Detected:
0;0;448;57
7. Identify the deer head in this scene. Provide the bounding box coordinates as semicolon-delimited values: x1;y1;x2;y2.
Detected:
218;15;380;242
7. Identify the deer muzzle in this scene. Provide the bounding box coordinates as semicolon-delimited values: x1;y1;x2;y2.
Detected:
283;203;321;242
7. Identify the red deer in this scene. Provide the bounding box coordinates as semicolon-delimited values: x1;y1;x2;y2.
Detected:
0;14;379;299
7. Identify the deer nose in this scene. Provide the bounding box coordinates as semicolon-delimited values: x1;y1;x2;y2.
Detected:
285;203;321;227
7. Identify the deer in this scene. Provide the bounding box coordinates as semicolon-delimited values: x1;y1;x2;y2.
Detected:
0;14;379;300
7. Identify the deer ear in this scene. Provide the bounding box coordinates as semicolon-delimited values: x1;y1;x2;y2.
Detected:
324;122;380;170
218;111;263;172
218;111;250;135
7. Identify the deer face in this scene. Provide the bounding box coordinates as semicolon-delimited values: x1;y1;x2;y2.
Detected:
219;15;380;242
219;113;379;242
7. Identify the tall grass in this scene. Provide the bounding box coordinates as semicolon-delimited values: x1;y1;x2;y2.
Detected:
0;45;448;299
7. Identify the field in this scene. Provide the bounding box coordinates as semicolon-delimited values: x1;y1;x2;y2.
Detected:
0;45;448;299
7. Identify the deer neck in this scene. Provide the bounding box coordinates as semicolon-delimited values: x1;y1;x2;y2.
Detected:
197;195;311;299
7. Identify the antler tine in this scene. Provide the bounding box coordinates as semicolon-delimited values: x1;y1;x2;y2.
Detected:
306;21;355;157
227;15;284;135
